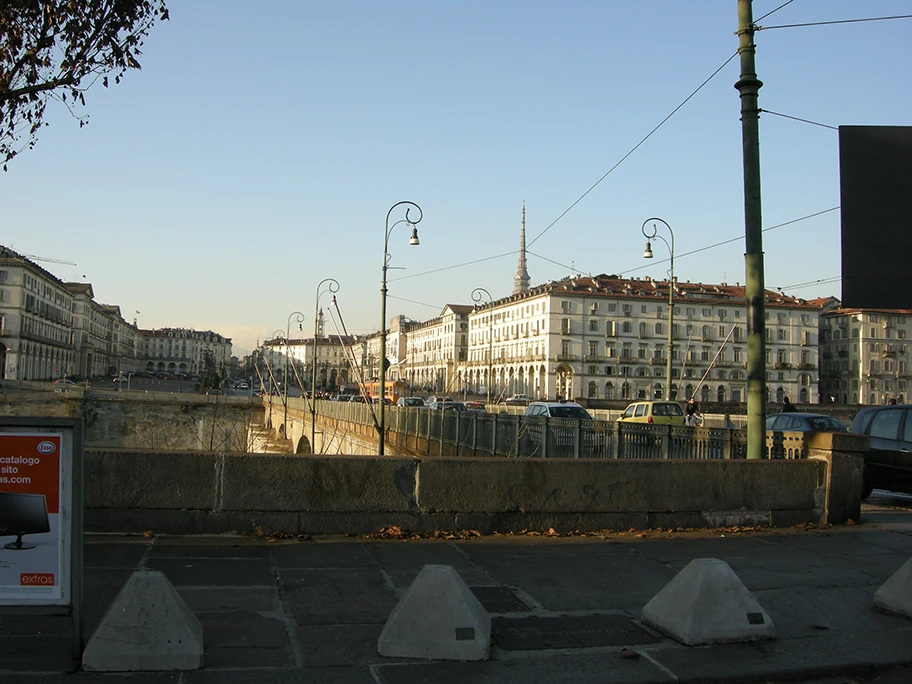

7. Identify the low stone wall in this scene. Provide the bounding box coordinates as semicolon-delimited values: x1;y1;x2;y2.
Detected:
0;389;259;451
84;450;863;536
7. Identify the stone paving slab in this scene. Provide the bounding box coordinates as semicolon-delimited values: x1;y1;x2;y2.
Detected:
2;509;912;683
457;541;678;612
143;556;275;587
196;611;294;669
279;567;398;625
373;651;675;684
362;540;497;588
645;628;912;683
269;540;377;569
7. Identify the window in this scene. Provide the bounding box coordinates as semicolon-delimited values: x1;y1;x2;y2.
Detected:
622;321;631;333
561;318;571;335
589;319;599;331
655;322;663;334
588;341;599;357
561;301;571;313
702;308;711;317
641;305;647;313
777;312;787;323
777;329;787;341
718;310;727;320
622;304;632;314
561;340;571;357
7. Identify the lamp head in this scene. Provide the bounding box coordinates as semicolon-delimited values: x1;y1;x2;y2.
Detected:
643;241;654;259
409;226;420;246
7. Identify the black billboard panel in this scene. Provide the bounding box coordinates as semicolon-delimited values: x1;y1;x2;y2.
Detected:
839;126;912;309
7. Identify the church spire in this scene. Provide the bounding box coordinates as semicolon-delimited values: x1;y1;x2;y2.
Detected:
513;203;530;294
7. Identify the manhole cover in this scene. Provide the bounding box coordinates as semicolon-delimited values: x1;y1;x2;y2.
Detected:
492;614;662;651
470;586;530;613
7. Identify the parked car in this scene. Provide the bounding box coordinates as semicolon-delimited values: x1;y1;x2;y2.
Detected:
521;401;598;457
349;395;366;403
503;394;530;405
464;401;487;412
52;378;76;386
426;399;467;411
766;413;847;433
850;404;912;497
397;396;426;408
617;401;686;426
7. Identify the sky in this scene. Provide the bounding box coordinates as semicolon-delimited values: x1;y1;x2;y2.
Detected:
3;1;910;357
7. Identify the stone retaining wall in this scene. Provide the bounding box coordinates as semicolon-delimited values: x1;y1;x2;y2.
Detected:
84;450;862;536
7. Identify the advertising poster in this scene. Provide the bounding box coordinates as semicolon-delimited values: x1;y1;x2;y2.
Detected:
0;433;64;602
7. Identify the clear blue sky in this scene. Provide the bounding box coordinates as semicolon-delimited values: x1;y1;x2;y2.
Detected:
3;1;910;356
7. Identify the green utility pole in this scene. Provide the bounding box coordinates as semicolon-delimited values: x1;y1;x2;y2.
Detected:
735;0;766;459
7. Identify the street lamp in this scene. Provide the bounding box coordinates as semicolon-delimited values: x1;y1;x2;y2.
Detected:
641;218;675;401
471;287;494;405
284;312;305;436
379;201;423;456
312;278;340;454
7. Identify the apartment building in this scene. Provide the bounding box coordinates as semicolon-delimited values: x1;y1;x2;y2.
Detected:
0;247;75;381
397;274;831;404
139;328;232;377
259;334;356;392
819;308;912;405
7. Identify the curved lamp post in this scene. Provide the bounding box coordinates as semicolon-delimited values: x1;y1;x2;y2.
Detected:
472;287;494;405
312;278;340;453
268;329;284;424
379;201;423;456
284;312;305;436
641;218;675;401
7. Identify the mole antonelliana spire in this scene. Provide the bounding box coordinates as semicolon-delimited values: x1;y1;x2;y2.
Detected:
513;203;530;294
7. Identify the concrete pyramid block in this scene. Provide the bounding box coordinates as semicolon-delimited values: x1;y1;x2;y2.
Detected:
378;564;490;661
641;557;776;646
83;569;204;671
874;555;912;618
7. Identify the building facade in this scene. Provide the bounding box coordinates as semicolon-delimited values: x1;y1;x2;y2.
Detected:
0;247;76;381
391;274;830;405
139;328;232;377
819;307;912;405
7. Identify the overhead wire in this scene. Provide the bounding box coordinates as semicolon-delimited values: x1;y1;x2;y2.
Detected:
387;4;889;303
757;15;912;31
526;51;739;249
760;109;837;130
754;0;797;24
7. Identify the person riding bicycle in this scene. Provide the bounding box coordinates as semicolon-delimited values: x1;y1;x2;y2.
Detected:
685;398;702;426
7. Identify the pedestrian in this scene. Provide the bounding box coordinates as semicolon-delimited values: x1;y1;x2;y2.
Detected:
888;398;897;405
685;397;700;426
781;396;797;413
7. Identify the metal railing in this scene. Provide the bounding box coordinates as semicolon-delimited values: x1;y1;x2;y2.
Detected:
311;400;810;460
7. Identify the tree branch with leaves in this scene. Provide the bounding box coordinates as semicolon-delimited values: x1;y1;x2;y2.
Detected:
0;0;169;169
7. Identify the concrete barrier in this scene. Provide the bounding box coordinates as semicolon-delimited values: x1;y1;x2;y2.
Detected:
378;564;490;661
82;451;853;536
641;558;776;646
874;556;912;618
82;570;204;671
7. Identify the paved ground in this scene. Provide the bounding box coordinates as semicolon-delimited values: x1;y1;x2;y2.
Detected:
2;491;911;683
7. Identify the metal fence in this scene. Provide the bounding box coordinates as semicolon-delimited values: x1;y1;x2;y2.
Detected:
309;399;810;460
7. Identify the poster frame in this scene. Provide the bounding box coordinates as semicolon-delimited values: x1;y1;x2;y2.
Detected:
0;417;84;658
